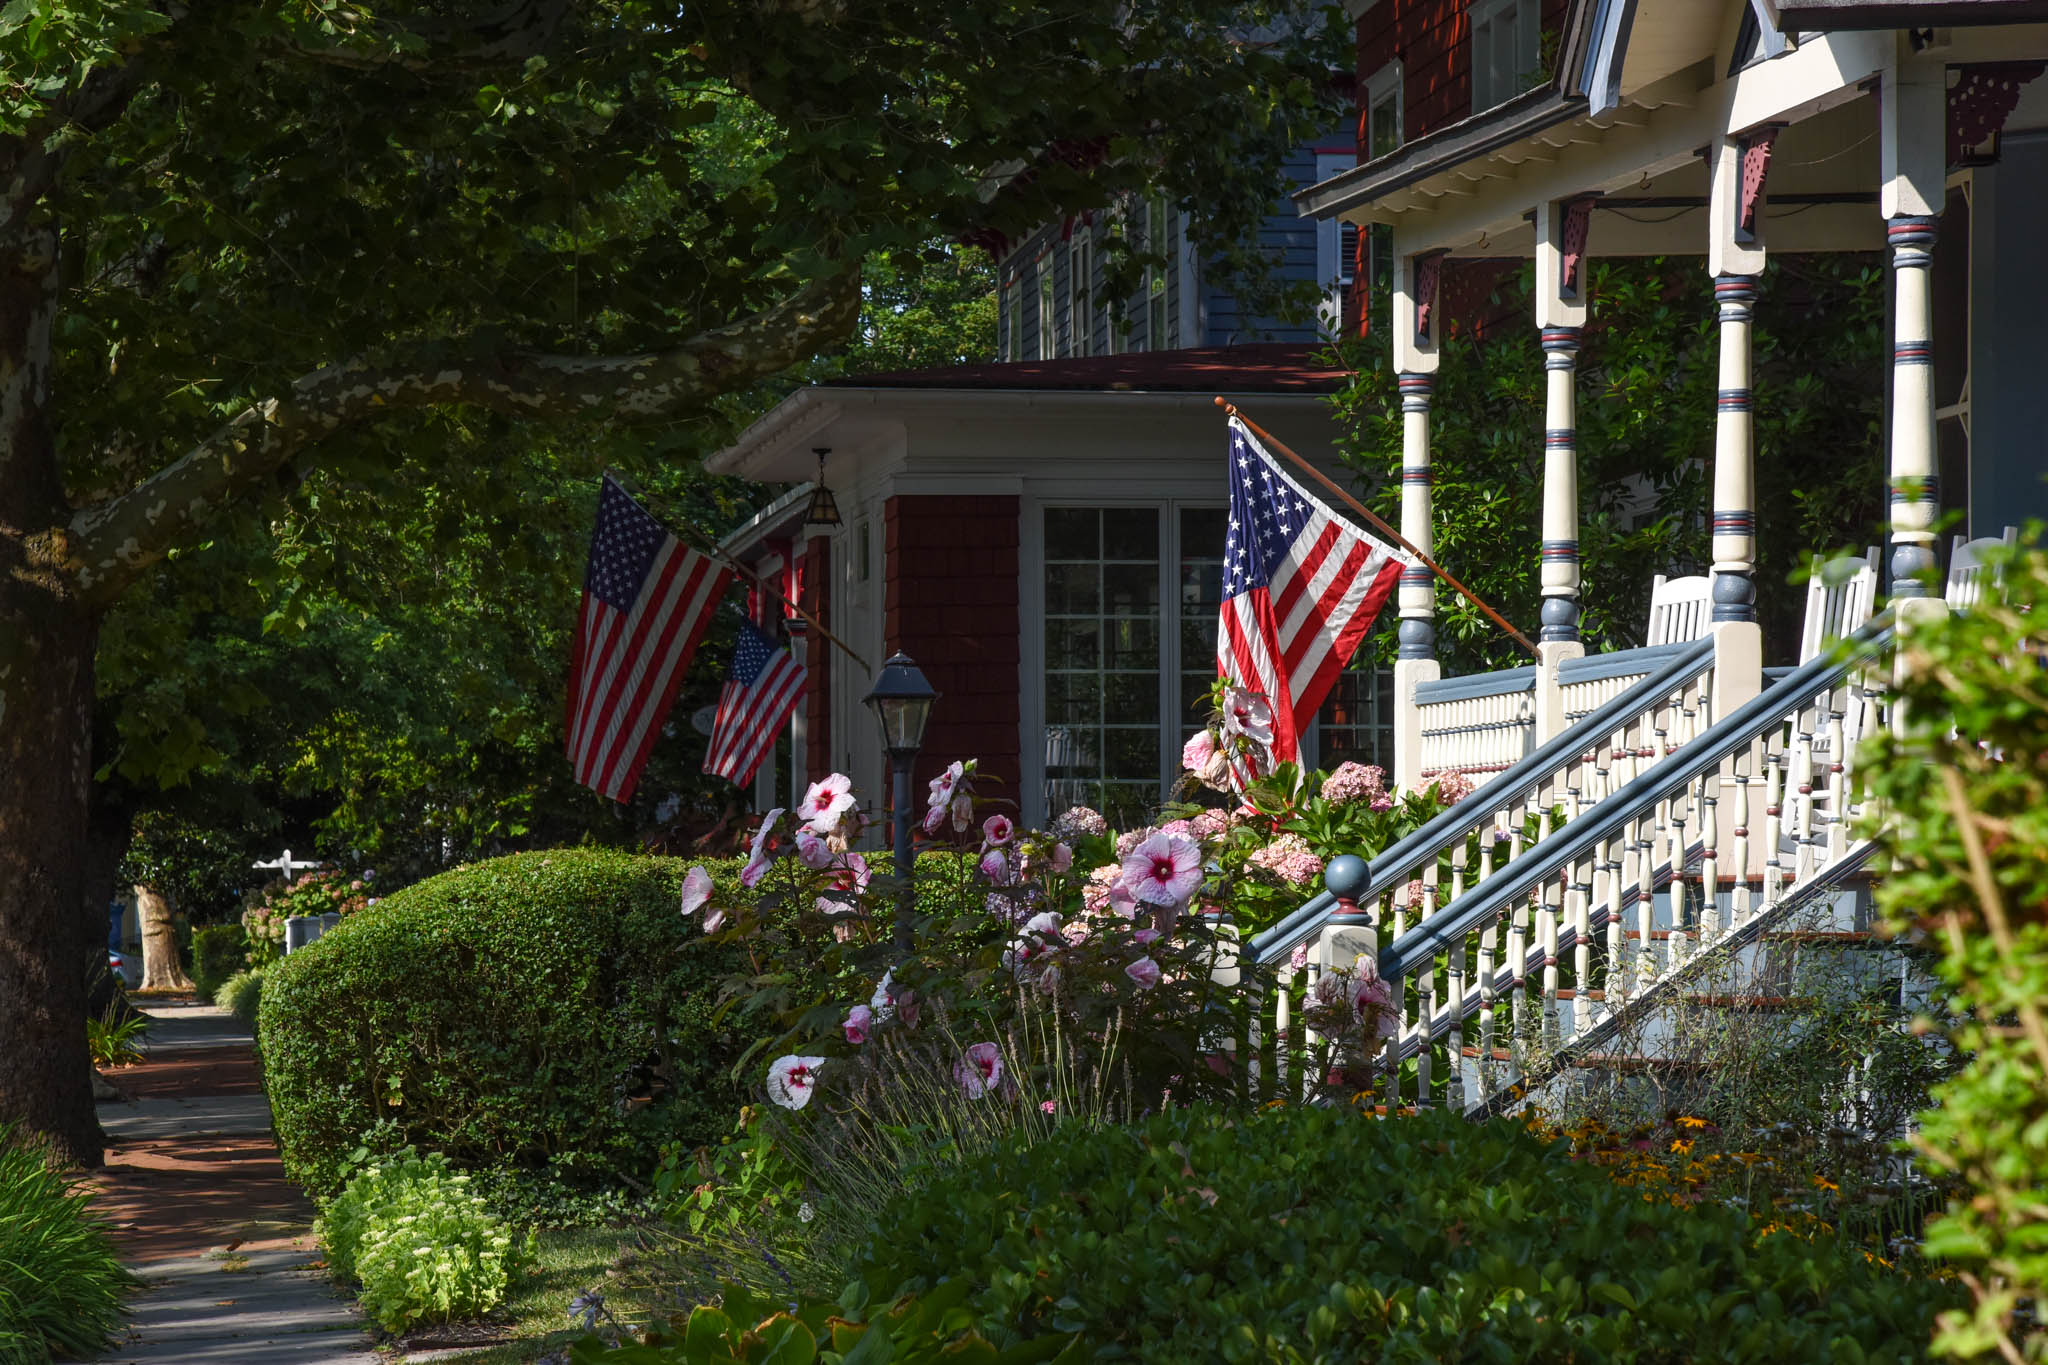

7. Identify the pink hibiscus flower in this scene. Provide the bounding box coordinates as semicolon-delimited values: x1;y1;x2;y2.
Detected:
1125;957;1162;990
679;865;714;919
795;830;834;869
982;813;1015;847
954;1042;1004;1098
767;1055;825;1110
842;1005;873;1044
1220;685;1275;745
741;808;786;888
1182;729;1218;774
797;773;856;834
1120;831;1204;908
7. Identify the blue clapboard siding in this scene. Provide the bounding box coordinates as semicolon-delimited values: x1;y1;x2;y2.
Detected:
996;141;1340;360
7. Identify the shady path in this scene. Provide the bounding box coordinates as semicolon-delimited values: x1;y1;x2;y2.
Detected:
80;999;383;1365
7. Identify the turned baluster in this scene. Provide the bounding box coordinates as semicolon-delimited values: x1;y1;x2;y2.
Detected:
1730;748;1754;925
1824;690;1849;862
1762;746;1786;906
1792;708;1818;883
1569;853;1594;1038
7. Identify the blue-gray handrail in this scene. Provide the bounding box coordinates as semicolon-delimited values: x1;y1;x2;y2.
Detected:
1248;634;1718;965
1377;614;1895;983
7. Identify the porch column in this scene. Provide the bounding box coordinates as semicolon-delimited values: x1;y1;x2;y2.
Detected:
1391;246;1443;794
1704;134;1768;719
1881;52;1947;605
1532;198;1592;747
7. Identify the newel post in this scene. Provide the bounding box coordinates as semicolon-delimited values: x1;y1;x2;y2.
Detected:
1705;132;1769;721
1319;854;1386;1105
1391;247;1443;794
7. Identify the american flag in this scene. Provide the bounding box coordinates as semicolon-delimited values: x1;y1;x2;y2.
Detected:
566;476;732;803
704;617;807;787
1217;417;1409;768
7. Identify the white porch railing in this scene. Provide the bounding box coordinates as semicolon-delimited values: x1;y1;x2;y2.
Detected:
1235;616;1891;1116
1414;666;1537;781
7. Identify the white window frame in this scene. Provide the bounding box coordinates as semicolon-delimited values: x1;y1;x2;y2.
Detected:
1314;151;1359;336
1363;59;1403;159
1470;0;1539;113
1003;274;1023;362
1069;232;1094;358
1037;255;1058;360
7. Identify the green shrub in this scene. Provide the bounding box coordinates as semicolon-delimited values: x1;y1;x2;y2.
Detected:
317;1149;529;1332
851;1105;1959;1363
85;1004;148;1067
0;1127;134;1362
190;923;247;1000
213;968;265;1028
260;848;747;1193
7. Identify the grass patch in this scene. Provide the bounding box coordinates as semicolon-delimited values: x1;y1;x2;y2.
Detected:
393;1226;648;1364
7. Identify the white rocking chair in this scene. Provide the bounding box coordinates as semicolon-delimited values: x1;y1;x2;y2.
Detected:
1646;574;1714;646
1798;548;1881;663
1945;526;2020;610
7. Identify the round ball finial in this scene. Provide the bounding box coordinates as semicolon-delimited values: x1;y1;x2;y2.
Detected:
1324;853;1370;904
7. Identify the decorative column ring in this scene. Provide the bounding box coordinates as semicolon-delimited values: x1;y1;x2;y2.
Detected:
1886;215;1940;596
1539;326;1583;643
1710;273;1760;623
1396;371;1437;661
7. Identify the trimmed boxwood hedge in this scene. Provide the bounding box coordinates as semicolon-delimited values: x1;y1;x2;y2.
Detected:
851;1104;1960;1363
259;849;749;1193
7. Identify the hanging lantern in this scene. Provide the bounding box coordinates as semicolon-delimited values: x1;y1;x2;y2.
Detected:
802;448;842;528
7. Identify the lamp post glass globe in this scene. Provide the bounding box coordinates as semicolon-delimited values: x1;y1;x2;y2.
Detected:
862;653;937;758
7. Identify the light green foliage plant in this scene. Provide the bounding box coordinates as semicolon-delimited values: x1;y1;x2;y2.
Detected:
212;969;265;1029
317;1148;533;1333
1859;540;2048;1361
0;1126;135;1363
850;1104;1959;1363
85;1003;147;1067
190;923;249;1001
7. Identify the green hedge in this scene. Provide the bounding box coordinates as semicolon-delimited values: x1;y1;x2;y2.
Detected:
851;1105;1959;1363
190;923;247;1000
259;849;747;1193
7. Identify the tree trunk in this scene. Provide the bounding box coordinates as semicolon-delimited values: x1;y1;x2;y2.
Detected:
135;885;190;992
0;209;103;1166
0;599;105;1167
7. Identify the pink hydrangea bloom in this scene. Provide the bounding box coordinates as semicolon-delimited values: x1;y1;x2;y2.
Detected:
955;1042;1004;1098
679;865;714;919
1189;808;1231;840
1321;762;1388;806
1404;878;1430;911
843;1005;873;1044
1125;957;1162;990
982;814;1015;847
1248;833;1322;887
1158;818;1193;839
1082;864;1123;915
1052;806;1108;840
767;1055;825;1110
1433;770;1475;804
797;774;856;834
1121;832;1204;908
1114;826;1156;859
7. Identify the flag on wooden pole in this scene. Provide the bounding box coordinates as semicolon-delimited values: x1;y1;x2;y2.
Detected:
1217;416;1409;771
704;618;807;787
567;475;732;802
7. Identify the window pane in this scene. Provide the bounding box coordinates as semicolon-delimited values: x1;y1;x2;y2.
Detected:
1102;507;1159;559
1042;506;1162;821
1045;508;1099;561
1370;96;1399;158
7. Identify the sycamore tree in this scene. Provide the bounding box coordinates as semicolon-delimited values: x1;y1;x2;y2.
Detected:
0;0;1346;1162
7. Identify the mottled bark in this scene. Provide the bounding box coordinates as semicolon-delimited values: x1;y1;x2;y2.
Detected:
135;885;189;992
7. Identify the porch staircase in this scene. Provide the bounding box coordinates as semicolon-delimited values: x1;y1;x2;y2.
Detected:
1244;615;1900;1117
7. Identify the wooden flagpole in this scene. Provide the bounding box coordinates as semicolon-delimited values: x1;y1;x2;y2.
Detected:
1214;397;1539;659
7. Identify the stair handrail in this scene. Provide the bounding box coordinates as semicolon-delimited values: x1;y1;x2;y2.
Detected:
1378;613;1895;984
1249;635;1717;966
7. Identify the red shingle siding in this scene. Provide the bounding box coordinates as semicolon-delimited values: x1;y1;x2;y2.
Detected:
883;496;1022;800
1355;0;1572;156
801;535;832;781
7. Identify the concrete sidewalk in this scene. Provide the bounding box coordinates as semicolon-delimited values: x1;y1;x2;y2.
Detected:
82;1001;382;1365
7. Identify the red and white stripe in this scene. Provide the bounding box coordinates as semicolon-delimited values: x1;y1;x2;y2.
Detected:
566;542;730;802
704;651;806;786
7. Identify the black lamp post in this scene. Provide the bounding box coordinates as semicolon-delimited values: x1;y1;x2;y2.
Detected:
862;653;938;953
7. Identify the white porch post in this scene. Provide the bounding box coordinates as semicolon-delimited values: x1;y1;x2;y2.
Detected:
1391;246;1442;794
1881;53;1947;611
1705;133;1768;719
1533;197;1593;745
789;628;809;800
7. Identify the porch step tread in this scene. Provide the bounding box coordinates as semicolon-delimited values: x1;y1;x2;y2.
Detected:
1552;988;1607;1001
1460;1046;1515;1061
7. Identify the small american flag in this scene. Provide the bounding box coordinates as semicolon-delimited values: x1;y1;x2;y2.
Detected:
704;618;807;787
566;476;732;802
1217;417;1409;768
